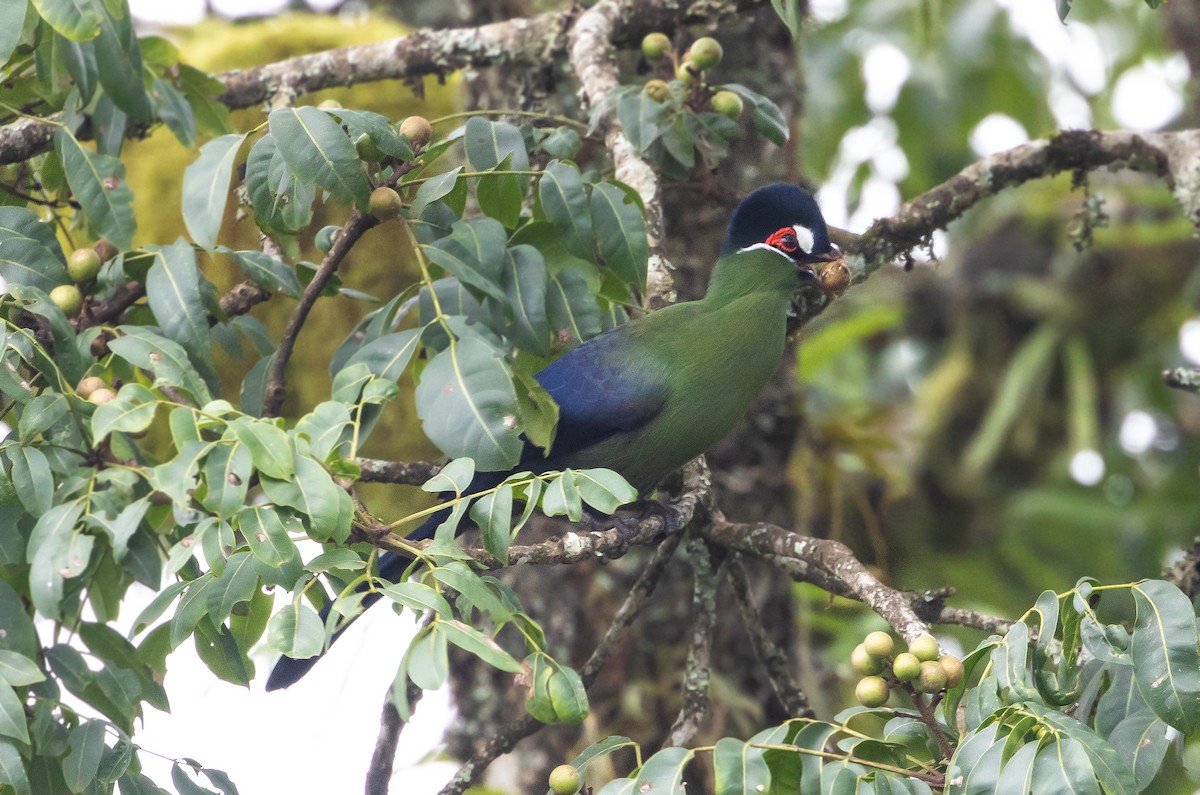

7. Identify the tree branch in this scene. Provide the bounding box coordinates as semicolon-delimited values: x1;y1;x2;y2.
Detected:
262;208;378;417
843;129;1200;276
667;535;723;747
727;557;813;718
0;0;760;167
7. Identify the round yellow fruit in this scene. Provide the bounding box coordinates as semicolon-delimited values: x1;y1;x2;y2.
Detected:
368;187;403;221
398;115;433;148
641;32;671;61
689;37;723;70
855;676;890;708
50;284;83;317
68;248;102;283
548;764;581;795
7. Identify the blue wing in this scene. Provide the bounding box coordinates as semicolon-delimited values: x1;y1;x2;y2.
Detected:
531;326;668;460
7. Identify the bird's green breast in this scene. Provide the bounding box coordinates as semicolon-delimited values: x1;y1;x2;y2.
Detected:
560;289;791;491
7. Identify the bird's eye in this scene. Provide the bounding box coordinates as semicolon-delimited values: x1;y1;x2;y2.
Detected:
765;227;801;253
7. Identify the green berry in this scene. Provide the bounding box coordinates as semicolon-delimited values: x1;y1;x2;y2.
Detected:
50;284;82;317
368;187;403;221
851;643;885;676
917;661;948;693
67;248;102;283
855;675;890;708
548;764;581;795
939;654;965;688
316;99;342;110
644;79;672;102
892;652;922;682
398;116;433;148
908;634;940;662
355;133;385;163
689;37;723;70
315;225;341;254
711;90;744;119
641;32;671;61
863;631;894;658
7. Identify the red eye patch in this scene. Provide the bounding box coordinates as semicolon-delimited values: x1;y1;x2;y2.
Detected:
765;227;800;253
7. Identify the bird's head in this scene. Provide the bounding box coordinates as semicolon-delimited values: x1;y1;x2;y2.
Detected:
721;183;845;284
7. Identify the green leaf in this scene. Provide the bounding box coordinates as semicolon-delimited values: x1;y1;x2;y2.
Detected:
260;454;349;542
713;737;770;795
538;161;592;259
0;738;30;795
590;181;649;288
31;0;101;41
548;268;602;345
267;601;324;659
422;218;508;301
542;471;583;522
415;337;522;471
575;469;636;514
334;109;414;161
227;416;293;479
1107;711;1169;790
0;207;66;262
193;621;250;686
1130;579;1200;733
207;552;259;626
268;106;369;207
615;90;666;151
1030;706;1135;794
237;504;298;569
440;619;523;673
244;133;315;234
383;581;452;618
502;245;550;356
92;5;152;120
64;720;107;792
182;133;245;250
409;166;462;218
27;501;86;617
633;747;690;794
294;401;352;461
109;325;213;404
170;574;216;649
0;235;70;292
345;329;421;382
145;240;218;388
147;440;210;507
225;249;303;298
199;442;251;518
0;684;28;743
405;624;448;690
471;484;513;565
0;651;44;686
5;443;53;514
92;497;149;563
431;562;511;621
91;382;159;441
150;74;195;148
18;392;68;442
526;652;589;725
464;117;529;173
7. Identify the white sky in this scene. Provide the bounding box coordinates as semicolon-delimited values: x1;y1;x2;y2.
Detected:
101;1;1193;793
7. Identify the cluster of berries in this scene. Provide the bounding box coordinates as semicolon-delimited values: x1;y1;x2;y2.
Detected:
639;33;745;120
851;631;965;707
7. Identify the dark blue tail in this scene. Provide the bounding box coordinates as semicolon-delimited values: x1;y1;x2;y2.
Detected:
263;512;441;690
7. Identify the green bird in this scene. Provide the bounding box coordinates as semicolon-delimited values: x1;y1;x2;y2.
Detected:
267;183;843;690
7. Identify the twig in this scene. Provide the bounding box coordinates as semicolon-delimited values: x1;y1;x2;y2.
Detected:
726;557;812;718
437;533;685;795
261;208;379;417
1164;367;1200;393
667;535;723;747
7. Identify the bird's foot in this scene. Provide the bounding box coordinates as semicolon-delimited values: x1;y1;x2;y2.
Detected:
580;501;683;552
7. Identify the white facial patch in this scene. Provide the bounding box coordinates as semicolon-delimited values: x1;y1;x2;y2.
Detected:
792;224;815;254
737;242;792;260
